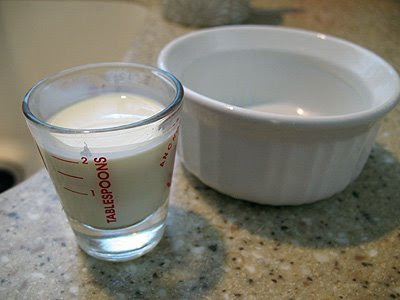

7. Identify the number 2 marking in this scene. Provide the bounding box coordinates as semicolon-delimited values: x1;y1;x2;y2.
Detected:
81;157;88;164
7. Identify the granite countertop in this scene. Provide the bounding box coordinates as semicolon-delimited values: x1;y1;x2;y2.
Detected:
1;0;400;299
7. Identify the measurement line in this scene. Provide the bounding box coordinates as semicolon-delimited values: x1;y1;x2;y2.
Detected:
51;155;79;164
57;171;83;179
63;187;88;196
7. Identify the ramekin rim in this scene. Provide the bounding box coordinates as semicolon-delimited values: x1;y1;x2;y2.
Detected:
157;25;400;129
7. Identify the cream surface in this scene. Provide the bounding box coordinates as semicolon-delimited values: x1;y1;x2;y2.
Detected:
49;93;164;130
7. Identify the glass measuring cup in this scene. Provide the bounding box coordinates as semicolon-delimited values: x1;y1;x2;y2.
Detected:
23;63;183;261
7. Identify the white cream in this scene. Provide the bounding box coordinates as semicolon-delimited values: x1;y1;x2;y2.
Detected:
49;93;164;129
40;93;178;229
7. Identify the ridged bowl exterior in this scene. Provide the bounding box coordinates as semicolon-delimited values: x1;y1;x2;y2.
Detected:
179;101;380;205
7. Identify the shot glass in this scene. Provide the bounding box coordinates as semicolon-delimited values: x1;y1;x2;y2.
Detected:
23;63;183;261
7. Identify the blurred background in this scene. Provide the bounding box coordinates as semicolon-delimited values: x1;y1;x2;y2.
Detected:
0;0;399;191
0;0;153;190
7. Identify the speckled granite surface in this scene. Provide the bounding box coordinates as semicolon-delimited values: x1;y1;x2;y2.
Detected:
1;0;400;299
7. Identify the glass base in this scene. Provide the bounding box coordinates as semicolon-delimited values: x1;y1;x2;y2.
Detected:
68;201;168;262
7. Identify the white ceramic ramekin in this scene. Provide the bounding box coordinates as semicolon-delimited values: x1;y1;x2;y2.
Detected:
158;25;400;205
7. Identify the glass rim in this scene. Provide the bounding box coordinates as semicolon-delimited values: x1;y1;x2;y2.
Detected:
22;62;184;134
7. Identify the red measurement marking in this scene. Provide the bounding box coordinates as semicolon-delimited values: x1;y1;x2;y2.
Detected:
63;187;88;196
51;155;79;164
57;171;83;179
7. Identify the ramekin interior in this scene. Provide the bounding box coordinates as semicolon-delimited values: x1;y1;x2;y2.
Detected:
158;26;400;129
